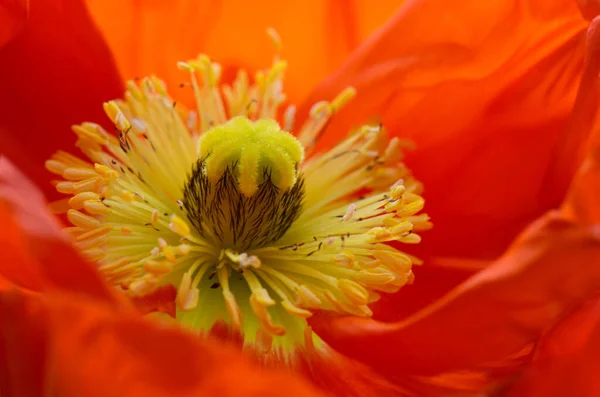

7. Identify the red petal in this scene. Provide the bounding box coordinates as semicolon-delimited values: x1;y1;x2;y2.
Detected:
579;0;600;20
370;257;483;322
309;211;600;377
507;295;600;397
0;0;27;48
0;0;123;200
301;0;589;260
0;289;324;397
562;16;600;225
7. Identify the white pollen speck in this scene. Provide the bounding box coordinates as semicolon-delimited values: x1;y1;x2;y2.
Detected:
342;203;356;222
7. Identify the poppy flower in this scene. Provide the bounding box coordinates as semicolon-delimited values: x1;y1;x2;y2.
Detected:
1;1;600;396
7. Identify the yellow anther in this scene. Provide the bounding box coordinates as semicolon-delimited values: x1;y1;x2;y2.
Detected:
296;285;322;308
103;101;131;132
250;293;286;336
198;116;304;196
330;87;357;112
390;221;413;236
177;271;200;311
384;199;404;212
357;268;397;285
95;164;118;181
121;190;135;202
67;209;100;230
398;233;422;244
282;300;312;318
126;80;144;101
161;246;176;263
63;167;97;181
68;192;99;210
84;200;111;215
367;226;392;241
45;159;68;175
169;214;191;237
72;125;108;146
74;234;108;251
253;287;276;306
334;252;355;268
75;225;111;242
373;249;412;273
143;260;172;276
73;177;101;194
390;184;406;200
397;196;425;217
56;181;75;194
338;279;369;306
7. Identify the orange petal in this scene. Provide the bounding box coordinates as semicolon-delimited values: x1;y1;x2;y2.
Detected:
0;288;325;397
0;0;28;48
84;0;401;105
0;158;125;304
301;0;589;260
507;295;600;397
310;211;600;376
562;16;600;225
563;146;600;224
0;0;123;200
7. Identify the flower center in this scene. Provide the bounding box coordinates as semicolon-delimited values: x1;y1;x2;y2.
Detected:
45;40;431;355
184;117;305;251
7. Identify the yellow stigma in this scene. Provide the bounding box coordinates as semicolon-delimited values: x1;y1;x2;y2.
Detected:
45;32;431;358
198;117;304;197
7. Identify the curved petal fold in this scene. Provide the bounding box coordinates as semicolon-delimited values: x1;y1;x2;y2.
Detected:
0;0;123;200
507;295;600;397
